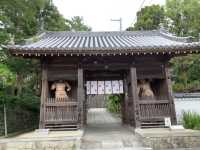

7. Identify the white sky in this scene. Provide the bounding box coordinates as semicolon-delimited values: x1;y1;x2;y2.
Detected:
53;0;166;31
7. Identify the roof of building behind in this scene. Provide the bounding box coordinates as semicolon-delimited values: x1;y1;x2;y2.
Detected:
8;29;200;56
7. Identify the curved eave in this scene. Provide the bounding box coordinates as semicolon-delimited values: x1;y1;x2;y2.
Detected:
8;44;200;57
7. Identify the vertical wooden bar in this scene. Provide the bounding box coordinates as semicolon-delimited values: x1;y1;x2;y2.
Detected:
83;89;87;125
130;66;140;128
122;75;129;124
78;67;85;127
39;59;48;129
164;62;177;125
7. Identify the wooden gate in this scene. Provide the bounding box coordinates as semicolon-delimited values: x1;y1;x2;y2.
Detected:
44;98;79;130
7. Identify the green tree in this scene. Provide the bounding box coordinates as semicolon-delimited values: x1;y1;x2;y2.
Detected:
165;0;200;92
165;0;200;38
66;16;91;31
0;0;72;134
42;3;69;31
0;0;93;135
128;1;200;92
127;5;164;31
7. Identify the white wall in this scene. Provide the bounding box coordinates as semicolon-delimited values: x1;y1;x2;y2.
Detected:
174;98;200;123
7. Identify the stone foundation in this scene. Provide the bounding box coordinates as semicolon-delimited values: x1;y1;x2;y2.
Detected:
0;130;83;150
135;128;200;150
0;140;77;150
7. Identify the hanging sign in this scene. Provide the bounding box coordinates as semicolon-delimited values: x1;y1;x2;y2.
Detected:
86;81;91;95
90;81;98;94
119;80;124;93
105;81;112;94
112;80;120;94
98;81;105;94
86;80;124;95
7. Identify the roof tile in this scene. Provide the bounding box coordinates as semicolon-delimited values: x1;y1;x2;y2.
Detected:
8;30;200;55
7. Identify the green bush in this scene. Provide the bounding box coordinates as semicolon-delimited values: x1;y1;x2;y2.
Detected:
0;93;40;136
106;95;122;113
182;111;200;130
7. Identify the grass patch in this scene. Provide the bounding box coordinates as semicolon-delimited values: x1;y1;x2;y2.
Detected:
182;111;200;130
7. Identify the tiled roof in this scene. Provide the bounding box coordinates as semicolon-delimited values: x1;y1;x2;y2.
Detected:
8;30;200;56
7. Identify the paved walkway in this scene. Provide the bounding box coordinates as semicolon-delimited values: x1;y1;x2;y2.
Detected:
81;108;151;150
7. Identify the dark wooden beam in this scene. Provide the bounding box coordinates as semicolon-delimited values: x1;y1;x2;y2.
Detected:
130;66;140;127
122;74;129;124
77;67;85;127
85;70;124;80
164;63;177;125
39;58;48;129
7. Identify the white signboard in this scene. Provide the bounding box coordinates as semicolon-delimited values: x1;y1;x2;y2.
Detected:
112;80;120;94
86;81;91;94
98;81;105;94
90;81;98;94
105;81;112;94
119;80;124;93
164;117;171;127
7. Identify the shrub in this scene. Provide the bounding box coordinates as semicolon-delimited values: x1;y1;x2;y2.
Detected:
0;93;40;136
106;94;122;113
182;111;200;130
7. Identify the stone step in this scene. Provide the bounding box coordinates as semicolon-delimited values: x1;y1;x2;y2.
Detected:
45;124;78;127
49;127;78;131
141;122;165;125
80;147;152;150
80;140;151;150
45;123;79;131
141;121;165;128
141;125;165;128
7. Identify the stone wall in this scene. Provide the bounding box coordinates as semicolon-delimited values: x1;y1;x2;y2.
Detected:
136;128;200;150
0;139;78;150
141;135;200;150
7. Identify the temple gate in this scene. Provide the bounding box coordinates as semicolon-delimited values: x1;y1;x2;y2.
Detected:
8;30;200;130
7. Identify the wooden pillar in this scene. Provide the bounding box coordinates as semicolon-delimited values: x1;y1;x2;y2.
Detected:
78;67;85;127
164;63;177;124
83;93;87;125
39;59;48;129
130;66;140;127
122;75;129;124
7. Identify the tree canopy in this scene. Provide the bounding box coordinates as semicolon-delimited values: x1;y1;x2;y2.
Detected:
165;0;200;92
127;0;200;92
128;5;164;31
165;0;200;38
0;0;91;96
66;16;91;31
0;0;92;134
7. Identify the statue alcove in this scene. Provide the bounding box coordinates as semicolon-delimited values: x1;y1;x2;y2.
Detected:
137;79;168;100
48;80;77;100
136;63;169;101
